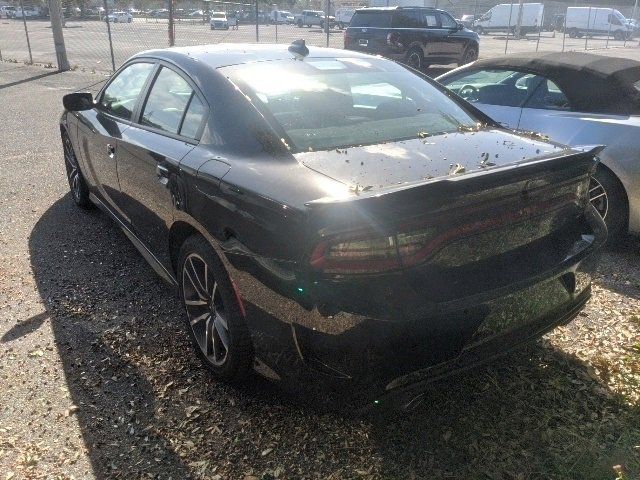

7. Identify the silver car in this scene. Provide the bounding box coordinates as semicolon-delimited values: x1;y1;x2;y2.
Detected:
437;52;640;239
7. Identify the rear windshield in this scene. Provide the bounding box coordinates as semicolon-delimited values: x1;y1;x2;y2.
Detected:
220;57;478;152
350;11;392;28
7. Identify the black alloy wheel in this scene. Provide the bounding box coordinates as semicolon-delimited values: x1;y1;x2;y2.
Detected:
589;167;628;240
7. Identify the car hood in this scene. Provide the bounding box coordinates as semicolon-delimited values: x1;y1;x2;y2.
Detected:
296;129;570;192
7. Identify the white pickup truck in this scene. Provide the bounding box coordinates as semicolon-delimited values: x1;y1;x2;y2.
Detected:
295;10;335;29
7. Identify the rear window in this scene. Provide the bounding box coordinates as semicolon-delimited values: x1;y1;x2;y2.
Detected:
350;11;392;28
221;57;479;152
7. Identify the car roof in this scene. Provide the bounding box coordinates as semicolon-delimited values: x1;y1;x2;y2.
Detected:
355;6;437;10
460;52;640;114
131;43;375;70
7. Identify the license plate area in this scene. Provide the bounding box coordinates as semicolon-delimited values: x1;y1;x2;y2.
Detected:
358;39;368;47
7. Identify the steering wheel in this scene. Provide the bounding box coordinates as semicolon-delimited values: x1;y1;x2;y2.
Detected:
459;84;479;102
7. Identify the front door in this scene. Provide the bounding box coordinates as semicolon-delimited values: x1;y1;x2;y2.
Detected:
76;61;156;221
117;65;208;269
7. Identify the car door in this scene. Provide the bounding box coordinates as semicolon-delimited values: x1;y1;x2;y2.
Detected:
434;11;465;58
76;61;155;221
439;68;543;128
116;64;208;269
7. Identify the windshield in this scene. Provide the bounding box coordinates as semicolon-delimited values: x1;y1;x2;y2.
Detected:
221;57;478;152
212;13;226;18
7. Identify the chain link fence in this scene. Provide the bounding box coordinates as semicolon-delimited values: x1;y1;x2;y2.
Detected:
0;0;638;74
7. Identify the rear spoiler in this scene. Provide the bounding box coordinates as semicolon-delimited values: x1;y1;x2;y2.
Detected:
305;146;603;208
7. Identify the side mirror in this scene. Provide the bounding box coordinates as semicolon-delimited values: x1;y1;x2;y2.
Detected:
456;22;464;30
63;92;94;111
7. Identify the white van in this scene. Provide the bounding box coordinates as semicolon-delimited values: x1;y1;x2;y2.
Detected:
565;7;633;40
335;7;356;29
270;10;293;24
473;3;543;35
13;6;40;18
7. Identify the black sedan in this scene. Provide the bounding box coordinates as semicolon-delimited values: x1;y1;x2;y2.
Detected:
60;43;605;409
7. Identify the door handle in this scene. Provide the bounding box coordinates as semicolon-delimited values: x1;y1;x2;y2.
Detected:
156;164;170;186
106;143;115;158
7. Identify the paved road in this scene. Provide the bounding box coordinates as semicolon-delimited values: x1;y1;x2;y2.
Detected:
1;17;639;72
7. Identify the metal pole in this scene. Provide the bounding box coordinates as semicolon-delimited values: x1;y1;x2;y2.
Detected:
18;0;33;64
562;8;567;51
168;0;175;46
606;7;612;48
536;1;543;51
505;0;515;54
49;0;69;71
584;6;591;50
255;0;259;42
273;4;278;42
103;0;116;72
325;0;330;47
515;0;524;39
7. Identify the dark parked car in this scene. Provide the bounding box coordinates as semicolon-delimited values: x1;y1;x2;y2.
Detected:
60;43;605;409
344;6;480;70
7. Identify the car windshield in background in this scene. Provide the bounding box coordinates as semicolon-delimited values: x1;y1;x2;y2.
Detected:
349;11;392;28
221;58;478;152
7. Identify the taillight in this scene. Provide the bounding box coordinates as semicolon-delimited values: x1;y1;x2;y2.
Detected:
386;31;399;45
343;29;350;47
309;226;436;275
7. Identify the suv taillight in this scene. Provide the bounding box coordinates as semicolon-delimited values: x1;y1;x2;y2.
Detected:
387;31;399;45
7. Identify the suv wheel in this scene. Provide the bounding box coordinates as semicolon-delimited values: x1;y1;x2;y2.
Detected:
405;47;424;70
613;29;625;41
459;45;478;65
297;19;302;27
178;235;253;382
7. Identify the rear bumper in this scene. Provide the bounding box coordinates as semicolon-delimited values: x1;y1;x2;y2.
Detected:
223;205;605;408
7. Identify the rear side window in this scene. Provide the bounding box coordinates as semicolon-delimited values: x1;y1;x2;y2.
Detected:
179;95;207;139
100;62;155;120
141;67;193;134
350;11;392;27
392;10;423;28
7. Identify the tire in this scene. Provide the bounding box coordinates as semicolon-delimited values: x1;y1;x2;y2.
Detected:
459;44;478;66
475;26;484;35
178;235;253;382
114;17;118;23
404;47;424;71
61;131;92;209
568;28;577;38
127;17;131;23
613;29;625;41
590;166;628;241
210;24;214;30
297;19;302;27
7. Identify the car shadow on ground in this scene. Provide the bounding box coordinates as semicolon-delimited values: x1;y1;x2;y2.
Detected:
24;194;639;478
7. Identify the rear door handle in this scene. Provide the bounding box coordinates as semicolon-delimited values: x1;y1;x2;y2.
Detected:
106;143;115;158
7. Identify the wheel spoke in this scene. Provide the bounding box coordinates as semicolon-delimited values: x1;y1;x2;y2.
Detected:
185;299;208;307
190;311;210;326
213;313;229;349
188;257;209;300
184;264;207;301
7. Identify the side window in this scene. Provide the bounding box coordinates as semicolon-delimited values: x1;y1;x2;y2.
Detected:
423;13;438;26
392;9;422;28
441;69;538;107
141;67;193;134
438;12;457;28
526;78;571;110
179;94;207;139
100;62;155;120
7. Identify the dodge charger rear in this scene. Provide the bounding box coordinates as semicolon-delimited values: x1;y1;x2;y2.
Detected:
59;45;605;409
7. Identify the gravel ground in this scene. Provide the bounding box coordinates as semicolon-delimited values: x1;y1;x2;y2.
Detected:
0;61;639;480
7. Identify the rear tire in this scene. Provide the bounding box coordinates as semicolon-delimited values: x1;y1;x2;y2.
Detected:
568;28;578;38
613;29;625;41
404;47;424;71
297;19;302;27
590;167;628;241
178;235;253;382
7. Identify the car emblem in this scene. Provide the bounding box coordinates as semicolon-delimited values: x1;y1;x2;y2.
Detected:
361;28;367;32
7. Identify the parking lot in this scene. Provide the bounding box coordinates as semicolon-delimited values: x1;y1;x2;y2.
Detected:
0;56;639;479
1;17;639;72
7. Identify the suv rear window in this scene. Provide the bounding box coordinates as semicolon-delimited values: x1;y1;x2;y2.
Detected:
350;11;392;28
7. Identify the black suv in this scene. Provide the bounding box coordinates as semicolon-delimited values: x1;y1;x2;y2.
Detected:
344;7;480;70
